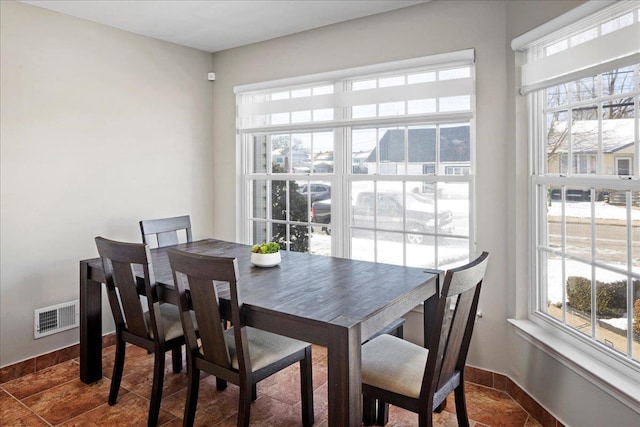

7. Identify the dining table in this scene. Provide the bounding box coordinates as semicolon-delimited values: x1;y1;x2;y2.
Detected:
79;238;440;427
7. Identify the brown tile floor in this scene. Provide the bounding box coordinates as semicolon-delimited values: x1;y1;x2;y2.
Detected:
1;343;542;427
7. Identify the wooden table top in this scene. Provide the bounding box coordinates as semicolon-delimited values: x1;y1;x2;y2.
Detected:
85;238;437;342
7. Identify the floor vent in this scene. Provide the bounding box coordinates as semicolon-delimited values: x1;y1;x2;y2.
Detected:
34;300;79;339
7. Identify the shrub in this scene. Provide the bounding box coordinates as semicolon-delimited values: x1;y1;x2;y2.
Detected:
634;299;640;336
270;163;309;253
566;276;638;318
566;276;592;312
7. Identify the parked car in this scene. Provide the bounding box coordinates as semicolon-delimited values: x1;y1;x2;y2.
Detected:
311;192;454;243
311;198;331;235
297;183;331;203
353;192;454;243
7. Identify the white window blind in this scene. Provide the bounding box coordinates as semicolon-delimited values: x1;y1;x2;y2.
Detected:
235;49;475;132
513;1;640;94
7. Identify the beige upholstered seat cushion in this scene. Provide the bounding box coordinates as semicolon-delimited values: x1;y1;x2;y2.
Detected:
361;334;428;399
144;304;196;342
220;327;309;372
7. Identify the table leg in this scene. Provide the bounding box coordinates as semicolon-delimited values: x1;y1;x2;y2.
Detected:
423;271;441;349
327;319;361;427
423;270;443;411
80;261;103;383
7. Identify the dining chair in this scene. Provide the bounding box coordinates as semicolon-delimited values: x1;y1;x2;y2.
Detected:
167;249;314;427
95;236;194;427
140;215;192;248
361;251;490;427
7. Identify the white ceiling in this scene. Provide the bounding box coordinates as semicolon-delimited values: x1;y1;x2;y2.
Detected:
20;0;428;53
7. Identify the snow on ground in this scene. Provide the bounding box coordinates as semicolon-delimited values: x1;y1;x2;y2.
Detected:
544;201;639;331
310;232;467;270
546;258;639;331
547;200;640;220
545;259;636;304
600;317;631;330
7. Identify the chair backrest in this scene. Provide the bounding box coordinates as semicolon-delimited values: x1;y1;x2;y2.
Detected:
95;236;164;343
140;215;192;248
421;252;489;403
168;249;247;373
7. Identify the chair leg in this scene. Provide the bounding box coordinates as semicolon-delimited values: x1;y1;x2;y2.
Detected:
453;383;470;427
418;410;434;427
362;394;376;426
108;335;126;405
183;367;201;427
216;378;228;391
251;383;257;401
238;379;253;427
171;346;182;373
147;350;166;427
375;399;390;426
299;347;314;427
434;400;447;413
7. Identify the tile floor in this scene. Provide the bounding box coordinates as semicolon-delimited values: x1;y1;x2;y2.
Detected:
1;343;542;427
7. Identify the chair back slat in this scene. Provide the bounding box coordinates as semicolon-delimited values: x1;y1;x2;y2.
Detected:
436;289;476;389
422;252;489;401
157;231;180;248
190;275;231;367
168;250;239;369
140;215;192;248
95;237;159;340
112;260;149;337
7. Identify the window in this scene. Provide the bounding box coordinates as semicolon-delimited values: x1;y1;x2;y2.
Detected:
236;50;475;270
616;157;632;175
516;1;640;379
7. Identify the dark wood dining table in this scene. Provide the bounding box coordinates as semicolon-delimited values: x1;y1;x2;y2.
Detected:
79;239;440;427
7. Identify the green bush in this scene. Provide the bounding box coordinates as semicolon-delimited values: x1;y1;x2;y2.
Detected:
566;277;639;318
634;299;640;336
566;276;593;313
270;163;309;253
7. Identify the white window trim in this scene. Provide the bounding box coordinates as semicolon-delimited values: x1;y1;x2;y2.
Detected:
522;86;640;415
510;1;640;413
235;52;476;267
234;49;475;94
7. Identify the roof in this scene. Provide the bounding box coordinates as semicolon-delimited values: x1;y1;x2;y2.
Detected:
549;118;635;154
366;126;470;163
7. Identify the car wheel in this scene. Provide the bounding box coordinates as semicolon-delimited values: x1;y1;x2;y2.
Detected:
407;225;424;244
323;226;331;236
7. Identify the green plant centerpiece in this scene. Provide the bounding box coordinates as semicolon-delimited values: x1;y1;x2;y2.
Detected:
250;241;281;267
251;242;280;254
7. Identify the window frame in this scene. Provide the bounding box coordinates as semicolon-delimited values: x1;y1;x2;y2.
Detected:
236;52;476;269
526;82;640;411
514;1;640;409
509;2;640;411
529;68;640;360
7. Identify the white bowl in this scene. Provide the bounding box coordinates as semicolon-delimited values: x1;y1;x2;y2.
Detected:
250;251;281;268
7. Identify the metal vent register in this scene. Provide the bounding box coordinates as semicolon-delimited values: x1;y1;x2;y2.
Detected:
34;300;79;338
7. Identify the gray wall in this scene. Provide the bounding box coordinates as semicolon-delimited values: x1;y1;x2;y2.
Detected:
0;1;214;365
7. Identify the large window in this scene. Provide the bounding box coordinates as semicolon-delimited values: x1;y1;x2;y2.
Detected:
517;2;640;378
236;51;475;270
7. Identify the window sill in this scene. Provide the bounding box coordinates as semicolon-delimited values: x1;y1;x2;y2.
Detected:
509;318;640;413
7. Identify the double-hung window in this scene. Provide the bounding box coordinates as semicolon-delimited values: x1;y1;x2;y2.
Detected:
514;0;640;397
236;50;475;270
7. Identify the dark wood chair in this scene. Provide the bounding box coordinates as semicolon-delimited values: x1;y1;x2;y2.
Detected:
361;252;490;427
140;215;192;248
167;249;314;427
95;237;192;427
